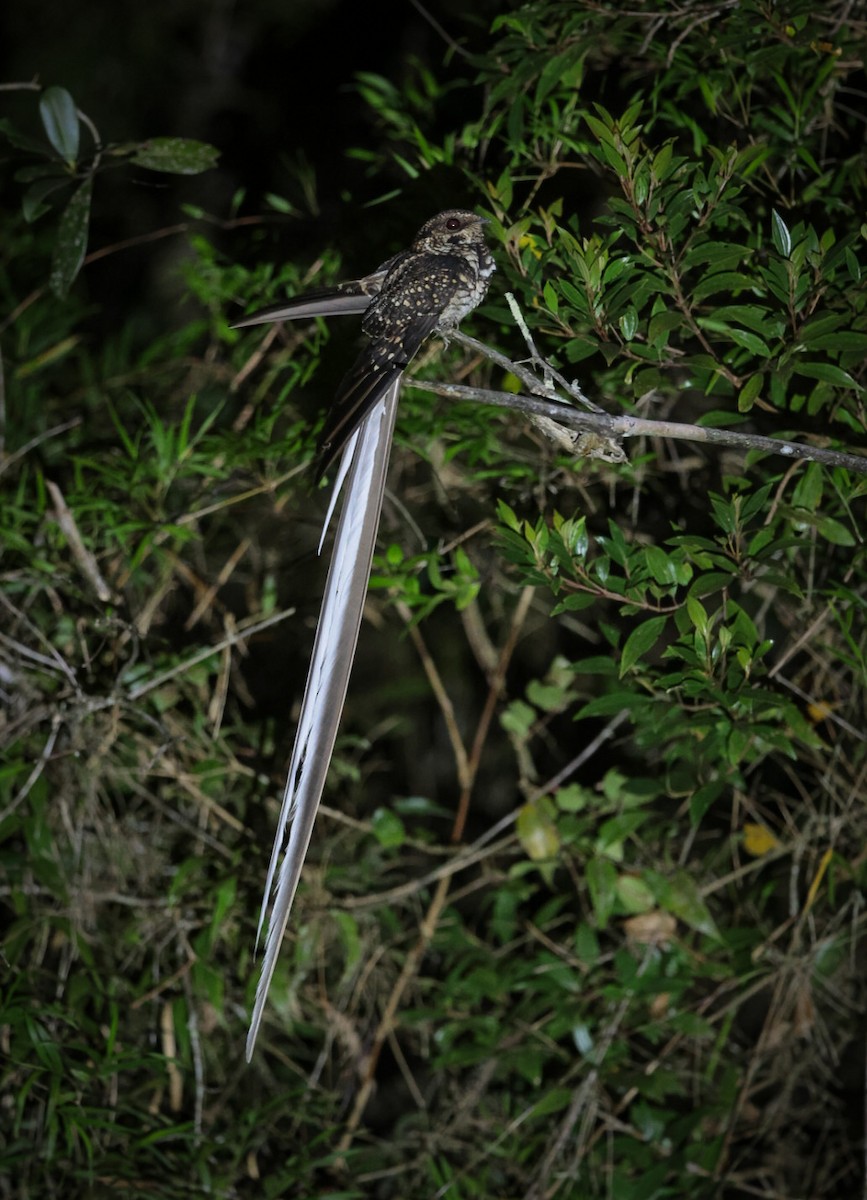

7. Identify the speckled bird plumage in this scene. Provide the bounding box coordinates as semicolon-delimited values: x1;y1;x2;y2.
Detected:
233;210;493;1058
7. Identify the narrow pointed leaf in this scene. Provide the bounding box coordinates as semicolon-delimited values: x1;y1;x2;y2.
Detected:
771;209;792;257
620;615;667;676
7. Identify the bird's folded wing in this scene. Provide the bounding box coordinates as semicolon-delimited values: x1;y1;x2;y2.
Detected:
316;310;440;478
246;379;401;1060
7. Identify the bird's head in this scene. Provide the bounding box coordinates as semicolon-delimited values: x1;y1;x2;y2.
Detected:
414;209;489;252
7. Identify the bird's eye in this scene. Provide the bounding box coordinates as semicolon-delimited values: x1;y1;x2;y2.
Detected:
445;217;462;231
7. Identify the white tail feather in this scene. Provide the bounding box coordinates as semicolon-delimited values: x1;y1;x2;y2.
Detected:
246;380;400;1060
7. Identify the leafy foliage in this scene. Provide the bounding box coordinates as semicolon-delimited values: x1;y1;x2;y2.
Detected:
1;84;217;296
2;5;867;1199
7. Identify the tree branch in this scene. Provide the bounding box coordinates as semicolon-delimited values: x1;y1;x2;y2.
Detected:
419;327;867;476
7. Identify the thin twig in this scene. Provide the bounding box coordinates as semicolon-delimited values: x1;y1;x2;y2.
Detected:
126;608;295;701
529;709;630;800
453;585;535;842
0;714;61;824
46;479;117;603
395;600;470;787
502;293;602;412
0;417;83;479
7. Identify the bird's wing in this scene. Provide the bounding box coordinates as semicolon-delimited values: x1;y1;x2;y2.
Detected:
246;379;400;1060
315;309;441;478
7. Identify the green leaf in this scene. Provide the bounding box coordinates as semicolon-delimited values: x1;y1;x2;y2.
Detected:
682;242;753;271
620;615;667;676
49;177;92;297
22;176;71;223
501;699;536;737
737;372;763;413
771;209;792;257
536;48;584;103
656;870;720;938
813;515;855;546
616;874;655;913
0;116;52;154
586;855;618;927
331;911;362;971
517;799;560;861
692;271;756;302
576;692;639;719
686;595;709;637
530;1087;574;1117
371;807;405;849
803;331;867;352
794;361;858;389
575;923;600;965
697;318;771;357
791;462;823;512
130;137;220;175
526;678;570;712
619;306;638;340
644;544;681;586
496;499;521;533
543;279;559;315
39;86;79;164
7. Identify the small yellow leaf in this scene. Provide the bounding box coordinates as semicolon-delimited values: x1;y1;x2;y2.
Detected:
807;699;836;724
517;800;560;861
518;233;543;259
743;822;780;856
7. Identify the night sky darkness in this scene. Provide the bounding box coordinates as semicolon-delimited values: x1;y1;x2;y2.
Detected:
1;0;503;312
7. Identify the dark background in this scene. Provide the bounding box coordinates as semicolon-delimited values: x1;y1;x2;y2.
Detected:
1;0;505;317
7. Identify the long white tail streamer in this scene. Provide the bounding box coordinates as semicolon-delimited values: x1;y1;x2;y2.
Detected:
246;381;400;1059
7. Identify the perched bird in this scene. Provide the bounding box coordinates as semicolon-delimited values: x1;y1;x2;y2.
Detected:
235;210;494;1058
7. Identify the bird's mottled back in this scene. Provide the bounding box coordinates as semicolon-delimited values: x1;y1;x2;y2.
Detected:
316;209;494;474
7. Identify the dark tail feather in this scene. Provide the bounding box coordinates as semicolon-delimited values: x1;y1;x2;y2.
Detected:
232;287;373;328
316;357;405;479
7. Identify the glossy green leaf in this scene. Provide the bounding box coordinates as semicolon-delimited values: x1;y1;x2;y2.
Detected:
792;462;823;511
619;306;639;340
620;615;667;676
692;271;756;301
49;177;92;296
771;209;792;257
737;372;763;412
795;361;858;388
39;86;79;163
130;137;219;175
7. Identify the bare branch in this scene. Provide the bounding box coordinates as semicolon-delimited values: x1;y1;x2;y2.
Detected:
413;376;867;477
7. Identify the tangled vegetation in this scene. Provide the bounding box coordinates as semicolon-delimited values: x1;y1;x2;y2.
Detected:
2;2;866;1197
